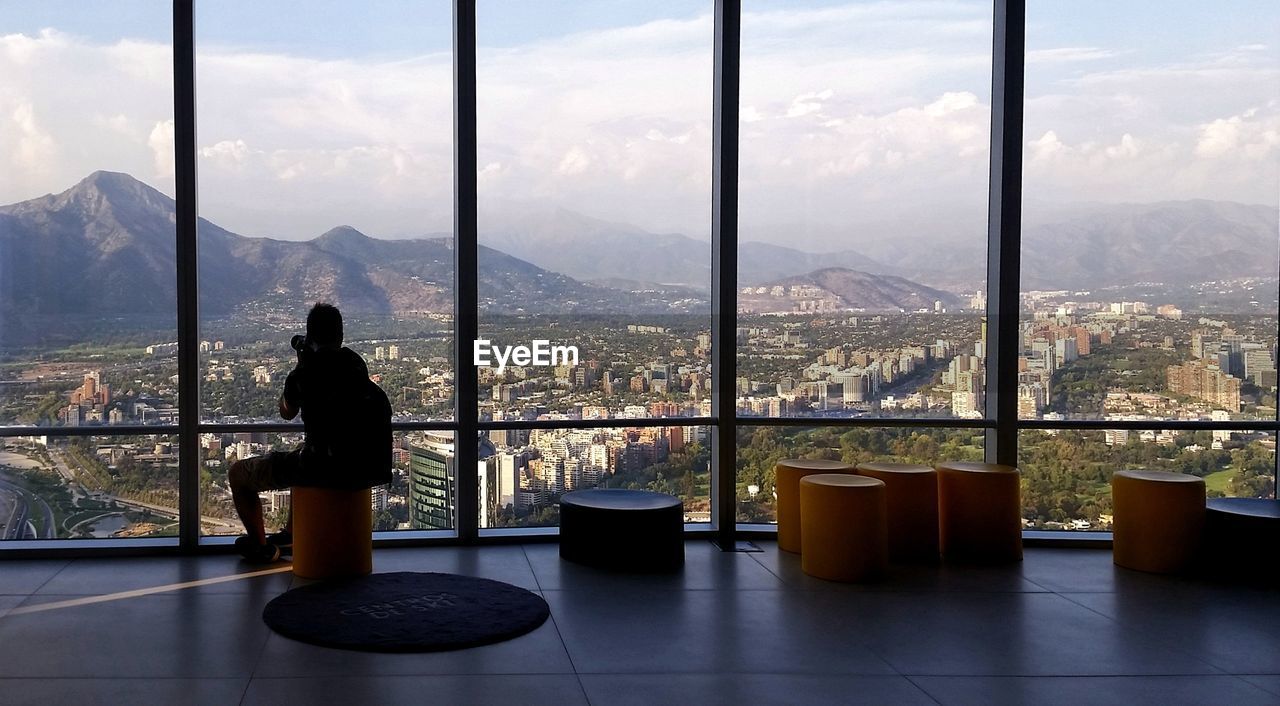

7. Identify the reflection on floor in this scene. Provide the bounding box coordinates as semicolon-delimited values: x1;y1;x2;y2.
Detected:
0;541;1277;705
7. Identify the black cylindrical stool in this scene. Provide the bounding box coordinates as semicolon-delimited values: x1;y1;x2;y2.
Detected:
1205;498;1279;582
559;489;684;572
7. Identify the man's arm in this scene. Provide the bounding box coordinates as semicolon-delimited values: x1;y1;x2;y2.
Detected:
279;392;298;420
280;368;301;420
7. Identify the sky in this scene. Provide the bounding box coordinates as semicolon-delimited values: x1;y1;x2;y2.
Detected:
0;0;1276;253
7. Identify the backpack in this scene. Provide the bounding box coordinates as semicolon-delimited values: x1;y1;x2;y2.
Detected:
295;349;393;490
350;376;393;489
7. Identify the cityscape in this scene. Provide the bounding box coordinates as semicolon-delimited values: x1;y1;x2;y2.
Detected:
2;169;1278;539
2;272;1276;539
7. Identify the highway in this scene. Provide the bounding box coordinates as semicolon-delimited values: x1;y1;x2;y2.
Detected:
49;449;239;532
0;475;55;540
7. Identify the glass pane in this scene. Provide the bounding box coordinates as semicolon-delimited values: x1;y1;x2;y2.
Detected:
1;434;179;540
200;429;413;537
736;425;985;524
476;1;713;420
195;0;454;424
1019;429;1276;531
0;2;178;428
477;425;712;530
1021;0;1280;422
736;1;993;419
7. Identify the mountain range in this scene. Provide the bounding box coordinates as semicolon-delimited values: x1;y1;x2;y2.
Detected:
482;201;1278;293
0;171;702;319
1;171;1275;347
479;208;888;290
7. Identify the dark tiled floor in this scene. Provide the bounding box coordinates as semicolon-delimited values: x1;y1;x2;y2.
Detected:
0;542;1276;705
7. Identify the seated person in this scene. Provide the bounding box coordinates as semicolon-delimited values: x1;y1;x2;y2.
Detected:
228;302;389;563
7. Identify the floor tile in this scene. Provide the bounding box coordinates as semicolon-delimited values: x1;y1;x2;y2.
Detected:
749;541;1049;593
0;559;70;595
579;674;937;706
0;594;25;618
543;588;897;675
0;593;272;678
1017;548;1262;594
367;546;542;591
0;678;247;706
845;592;1220;676
251;611;574;677
1017;548;1140;593
912;675;1280;706
524;540;784;591
0;541;1273;692
1240;675;1280;698
243;675;588;706
1064;589;1280;675
35;555;293;596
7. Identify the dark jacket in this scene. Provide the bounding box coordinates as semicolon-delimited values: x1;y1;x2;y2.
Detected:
283;346;392;488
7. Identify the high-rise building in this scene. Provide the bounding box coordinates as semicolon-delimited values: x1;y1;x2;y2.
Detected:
408;431;498;530
1167;361;1242;412
1244;347;1274;384
1017;382;1045;418
387;345;400;360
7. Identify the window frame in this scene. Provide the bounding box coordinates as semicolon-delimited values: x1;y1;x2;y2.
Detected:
0;0;1274;553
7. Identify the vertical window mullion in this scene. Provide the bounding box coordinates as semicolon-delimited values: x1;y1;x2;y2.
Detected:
173;0;200;551
453;0;480;543
712;0;741;549
984;0;1025;466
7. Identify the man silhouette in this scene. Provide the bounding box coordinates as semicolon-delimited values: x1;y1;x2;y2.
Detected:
228;302;387;563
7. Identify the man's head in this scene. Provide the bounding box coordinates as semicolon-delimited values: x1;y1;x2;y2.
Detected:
306;302;343;348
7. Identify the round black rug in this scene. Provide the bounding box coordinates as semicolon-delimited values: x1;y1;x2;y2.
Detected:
262;572;550;652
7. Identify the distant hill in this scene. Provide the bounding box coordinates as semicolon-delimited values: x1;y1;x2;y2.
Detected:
480;208;886;290
1020;200;1278;290
2;171;1274;348
741;267;962;314
0;172;699;347
482;200;1278;294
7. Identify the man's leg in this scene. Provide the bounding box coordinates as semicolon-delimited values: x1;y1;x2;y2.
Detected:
228;459;267;545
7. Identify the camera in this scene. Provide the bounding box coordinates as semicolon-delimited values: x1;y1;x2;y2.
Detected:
290;334;309;354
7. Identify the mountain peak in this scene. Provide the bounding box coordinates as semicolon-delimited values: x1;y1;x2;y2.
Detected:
59;170;174;217
315;225;373;243
72;170;165;199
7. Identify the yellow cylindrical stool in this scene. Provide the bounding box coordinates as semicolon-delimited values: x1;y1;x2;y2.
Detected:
1111;470;1205;574
856;462;939;562
775;459;856;553
937;462;1022;562
292;485;374;580
799;474;888;582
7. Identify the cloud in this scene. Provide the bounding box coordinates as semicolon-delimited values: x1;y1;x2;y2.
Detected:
1196;109;1280;159
199;139;252;168
9;101;57;175
786;89;835;118
1027;47;1121;63
148;119;174;178
556;146;591;176
0;1;1276;251
1027;130;1065;161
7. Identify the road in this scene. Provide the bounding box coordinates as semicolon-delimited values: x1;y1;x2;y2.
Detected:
49;449;239;532
0;475;55;540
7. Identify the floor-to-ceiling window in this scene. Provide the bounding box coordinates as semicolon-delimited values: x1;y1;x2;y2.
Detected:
0;1;180;541
1;0;1276;549
733;0;996;524
474;0;715;531
193;0;455;536
1017;0;1279;531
